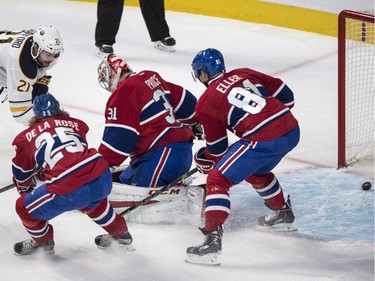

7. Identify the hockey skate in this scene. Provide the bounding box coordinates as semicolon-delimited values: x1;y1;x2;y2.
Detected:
153;37;176;52
185;225;223;266
96;44;114;58
256;195;297;232
14;239;55;256
95;231;135;251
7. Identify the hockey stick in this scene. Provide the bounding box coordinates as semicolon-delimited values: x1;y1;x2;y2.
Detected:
119;167;199;216
118;142;236;216
0;183;14;193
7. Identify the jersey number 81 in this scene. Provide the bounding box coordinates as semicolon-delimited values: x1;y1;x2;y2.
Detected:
227;84;266;115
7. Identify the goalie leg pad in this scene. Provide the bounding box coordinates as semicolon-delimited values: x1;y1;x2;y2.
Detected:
109;183;192;224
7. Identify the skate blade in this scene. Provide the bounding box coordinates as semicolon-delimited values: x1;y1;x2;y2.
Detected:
256;222;297;232
97;243;136;251
120;244;136;251
185;253;221;266
153;43;176;53
14;248;55;256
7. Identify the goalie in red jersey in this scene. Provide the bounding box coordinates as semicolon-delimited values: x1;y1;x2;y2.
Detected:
97;54;200;188
185;48;300;266
96;55;204;224
12;93;134;255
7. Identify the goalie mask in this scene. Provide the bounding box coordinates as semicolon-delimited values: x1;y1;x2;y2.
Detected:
32;26;64;69
98;54;133;93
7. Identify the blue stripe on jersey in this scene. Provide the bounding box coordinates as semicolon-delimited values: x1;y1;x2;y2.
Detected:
255;85;271;97
205;194;231;211
272;83;295;107
26;222;50;238
103;125;138;155
172;90;197;121
140;93;176;125
206;136;228;157
256;180;280;198
92;205;115;226
19;33;38;80
141;100;164;124
12;164;34;184
228;106;248;129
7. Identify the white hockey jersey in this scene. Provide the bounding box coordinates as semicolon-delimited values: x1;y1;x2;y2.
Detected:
0;29;46;125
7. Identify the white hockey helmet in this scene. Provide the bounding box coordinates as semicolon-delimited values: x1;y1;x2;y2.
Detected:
98;54;133;93
31;26;64;60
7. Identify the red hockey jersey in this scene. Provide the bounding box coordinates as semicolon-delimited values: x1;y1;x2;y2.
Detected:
12;116;109;194
196;68;298;161
99;70;197;166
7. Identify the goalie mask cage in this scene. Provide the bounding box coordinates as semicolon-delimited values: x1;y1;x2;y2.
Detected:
338;10;374;168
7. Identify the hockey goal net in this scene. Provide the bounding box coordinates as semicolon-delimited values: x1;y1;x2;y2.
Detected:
338;10;374;168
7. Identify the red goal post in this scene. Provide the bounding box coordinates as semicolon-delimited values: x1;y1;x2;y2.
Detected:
338;10;374;169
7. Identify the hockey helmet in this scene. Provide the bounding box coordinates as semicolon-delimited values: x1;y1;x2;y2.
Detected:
33;93;60;118
32;26;64;60
98;54;133;93
191;48;225;80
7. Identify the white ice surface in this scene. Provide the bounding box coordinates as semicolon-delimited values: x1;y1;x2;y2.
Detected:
0;1;373;280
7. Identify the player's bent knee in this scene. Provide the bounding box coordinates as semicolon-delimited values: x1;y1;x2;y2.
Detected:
15;195;28;217
206;168;233;193
246;172;275;189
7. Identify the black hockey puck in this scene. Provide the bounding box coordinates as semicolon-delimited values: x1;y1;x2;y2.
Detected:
362;182;372;190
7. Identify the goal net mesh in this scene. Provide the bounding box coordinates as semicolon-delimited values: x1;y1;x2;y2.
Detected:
338;10;374;168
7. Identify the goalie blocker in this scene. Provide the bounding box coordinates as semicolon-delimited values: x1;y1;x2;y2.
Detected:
108;180;205;224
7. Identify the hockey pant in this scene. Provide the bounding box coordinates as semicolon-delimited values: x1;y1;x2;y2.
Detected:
203;126;300;231
119;141;193;187
15;169;127;244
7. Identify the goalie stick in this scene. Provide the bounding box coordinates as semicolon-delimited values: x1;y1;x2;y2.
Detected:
119;167;199;216
0;183;14;193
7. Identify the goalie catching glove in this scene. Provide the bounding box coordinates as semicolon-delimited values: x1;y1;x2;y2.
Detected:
32;75;52;100
194;147;215;174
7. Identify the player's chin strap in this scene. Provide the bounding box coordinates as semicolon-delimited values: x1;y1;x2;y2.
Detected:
119;167;199;216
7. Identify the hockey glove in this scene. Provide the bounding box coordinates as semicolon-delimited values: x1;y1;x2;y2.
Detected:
110;165;126;182
32;75;52;100
190;122;205;140
17;182;36;195
194;147;215;174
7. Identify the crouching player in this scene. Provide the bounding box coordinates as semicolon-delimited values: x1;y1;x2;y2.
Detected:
12;93;134;255
185;48;300;265
97;54;205;223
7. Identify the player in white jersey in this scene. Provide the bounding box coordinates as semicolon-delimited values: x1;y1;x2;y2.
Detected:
0;26;63;125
